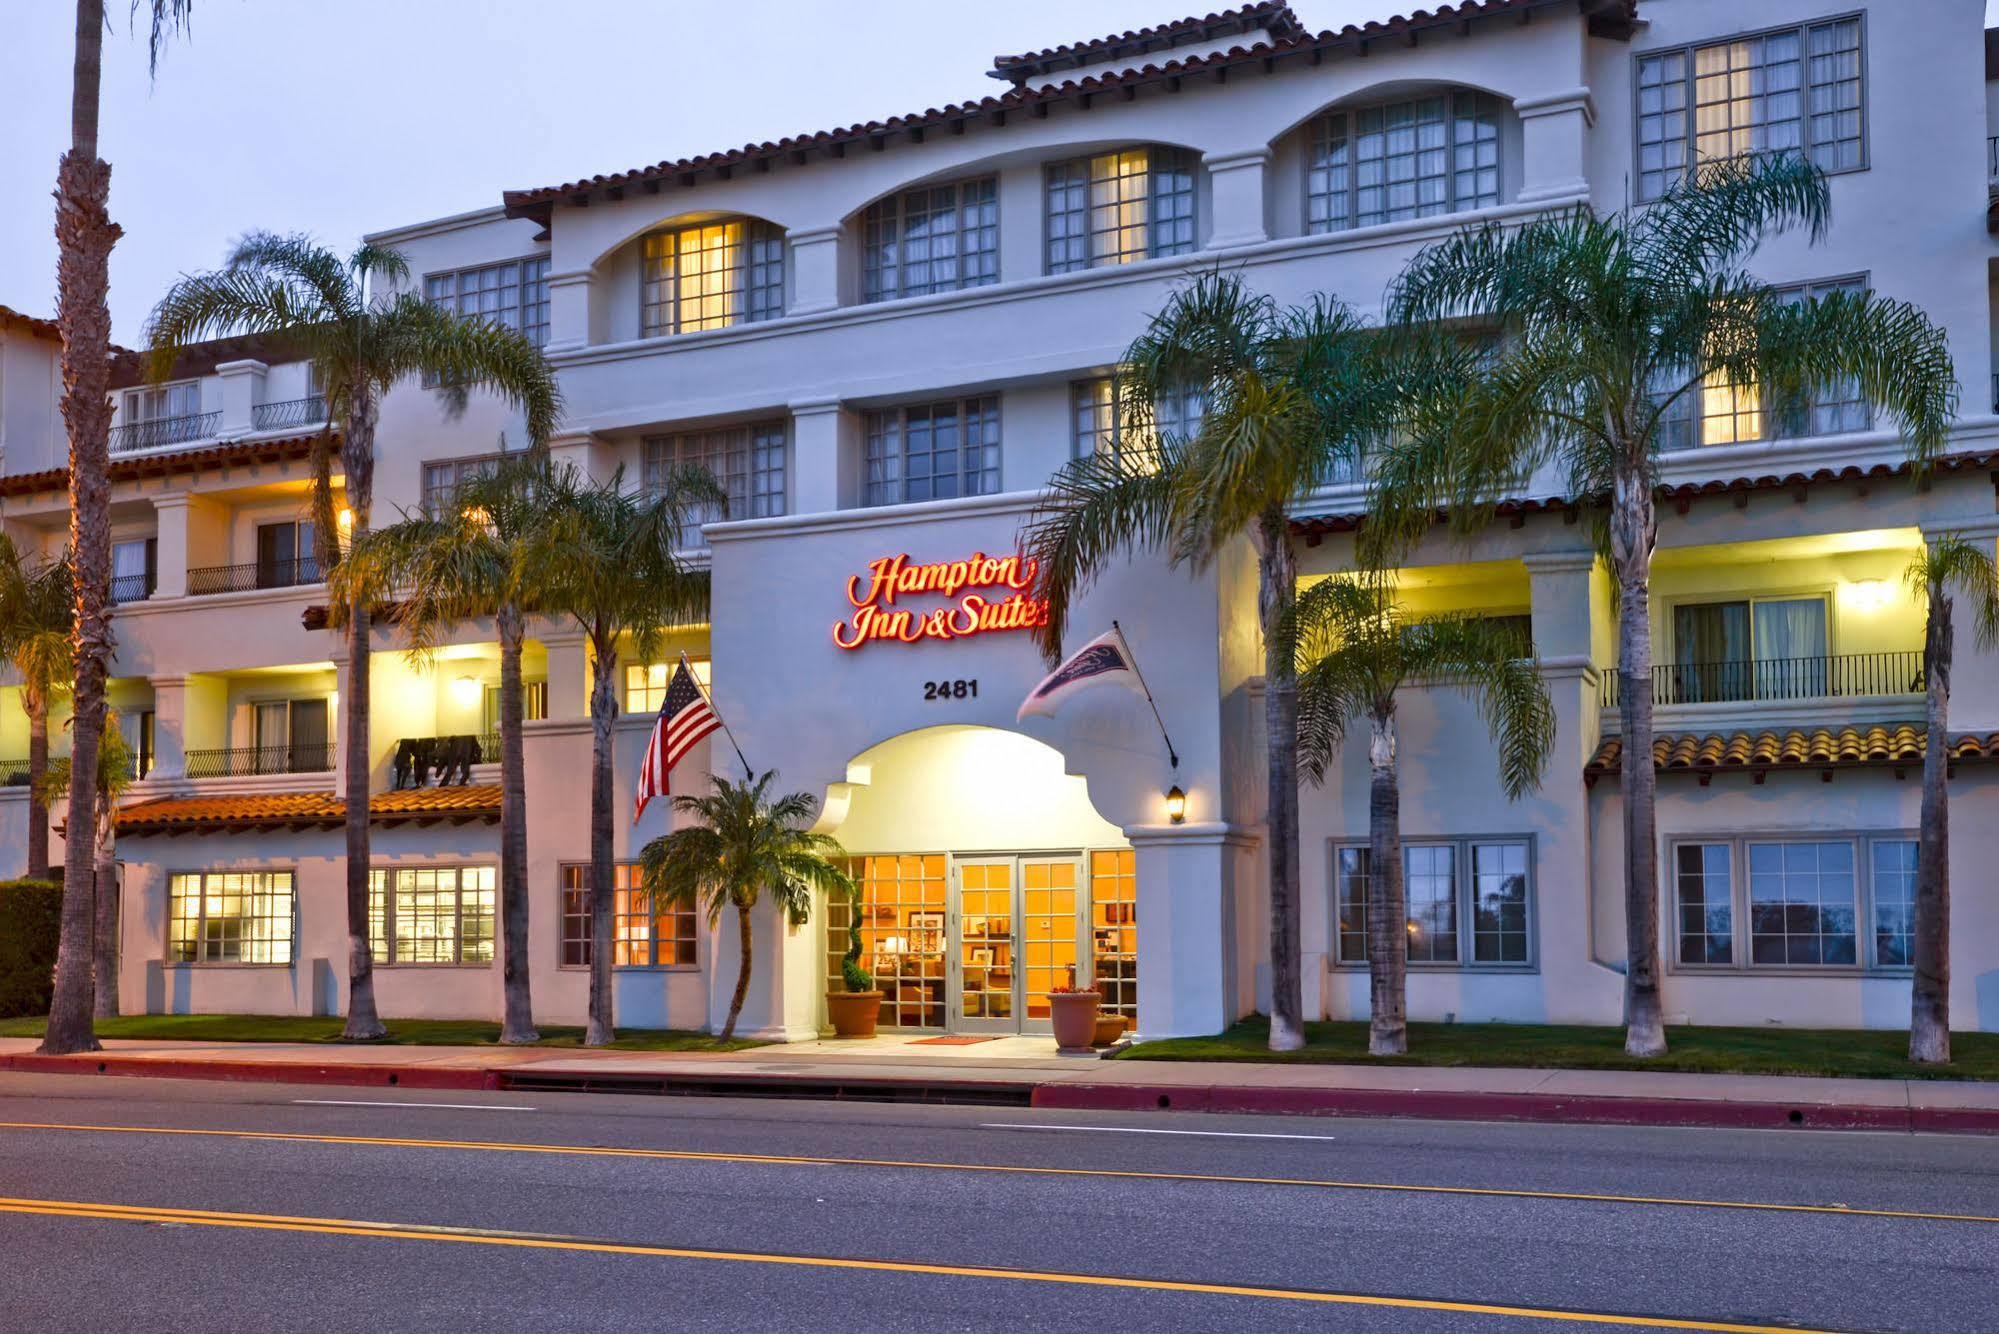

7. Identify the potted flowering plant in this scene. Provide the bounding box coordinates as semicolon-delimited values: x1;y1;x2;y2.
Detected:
1044;969;1101;1053
826;887;883;1039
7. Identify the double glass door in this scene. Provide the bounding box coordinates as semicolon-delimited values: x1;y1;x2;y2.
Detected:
951;856;1080;1034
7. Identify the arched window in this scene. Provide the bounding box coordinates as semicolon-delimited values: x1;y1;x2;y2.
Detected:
1306;91;1501;233
639;218;785;337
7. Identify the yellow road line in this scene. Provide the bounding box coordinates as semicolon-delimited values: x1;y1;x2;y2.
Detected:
0;1118;1991;1228
0;1191;1830;1331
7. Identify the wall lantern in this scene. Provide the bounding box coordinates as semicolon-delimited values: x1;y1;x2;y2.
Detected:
1165;784;1187;824
336;505;355;533
450;675;481;708
1844;578;1892;612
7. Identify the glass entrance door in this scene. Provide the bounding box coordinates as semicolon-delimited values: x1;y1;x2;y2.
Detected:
1021;858;1080;1030
952;860;1016;1031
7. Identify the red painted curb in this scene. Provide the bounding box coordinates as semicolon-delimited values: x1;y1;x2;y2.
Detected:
1030;1082;1999;1134
0;1053;499;1092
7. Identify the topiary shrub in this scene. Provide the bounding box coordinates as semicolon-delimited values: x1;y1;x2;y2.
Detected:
840;891;874;994
0;880;63;1019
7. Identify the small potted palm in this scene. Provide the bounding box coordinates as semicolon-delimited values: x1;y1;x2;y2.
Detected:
1044;965;1100;1054
826;886;882;1039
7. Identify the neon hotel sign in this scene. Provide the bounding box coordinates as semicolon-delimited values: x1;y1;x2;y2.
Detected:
832;551;1050;651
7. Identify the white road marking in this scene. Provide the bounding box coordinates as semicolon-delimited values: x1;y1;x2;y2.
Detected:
291;1099;538;1112
981;1123;1335;1141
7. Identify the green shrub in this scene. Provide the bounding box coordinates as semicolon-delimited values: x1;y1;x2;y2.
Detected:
840;892;874;993
0;880;62;1019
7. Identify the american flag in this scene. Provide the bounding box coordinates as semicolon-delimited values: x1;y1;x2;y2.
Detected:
634;661;720;822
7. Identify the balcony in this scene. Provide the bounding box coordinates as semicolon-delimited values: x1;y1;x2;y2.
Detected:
186;556;322;597
1600;651;1925;708
108;411;220;453
252;395;328;432
108;570;156;604
184;742;333;779
390;732;500;789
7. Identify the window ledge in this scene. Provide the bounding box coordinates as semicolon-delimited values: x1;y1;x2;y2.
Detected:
1667;965;1902;979
1332;963;1538;974
556;964;701;974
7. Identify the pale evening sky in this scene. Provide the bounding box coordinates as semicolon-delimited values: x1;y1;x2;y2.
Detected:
0;0;1401;345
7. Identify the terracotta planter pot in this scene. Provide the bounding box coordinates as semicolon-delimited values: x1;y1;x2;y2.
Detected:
826;990;883;1039
1092;1014;1127;1047
1046;990;1101;1052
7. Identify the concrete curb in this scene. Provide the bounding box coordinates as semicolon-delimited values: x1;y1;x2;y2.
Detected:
0;1053;500;1092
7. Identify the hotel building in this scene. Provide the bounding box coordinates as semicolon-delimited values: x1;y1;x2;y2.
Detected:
5;0;1999;1039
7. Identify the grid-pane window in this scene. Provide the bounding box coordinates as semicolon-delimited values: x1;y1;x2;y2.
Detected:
828;855;948;1029
167;872;294;964
1045;148;1197;274
420;454;501;517
1308;92;1500;234
368;866;496;964
128;381;202;423
1676;843;1734;965
1334;846;1371;963
560;864;698;968
625;658;710;714
1637;17;1865;201
641;220;784;337
1746;841;1857;966
1088;850;1138;1021
1471;841;1529;964
862;397;1001;507
1405;844;1458;963
863;177;1000;302
1773;278;1870;437
1071;377;1204;466
642;422;787;534
1334;839;1528;968
423;257;551;347
1869;839;1916;968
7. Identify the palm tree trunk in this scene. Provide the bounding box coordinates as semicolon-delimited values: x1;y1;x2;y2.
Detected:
584;639;618;1046
25;698;50;880
721;899;754;1043
496;604;537;1043
1611;464;1666;1058
42;0;117;1057
340;392;384;1041
1258;508;1306;1052
1910;580;1952;1063
92;784;117;1017
1366;710;1407;1056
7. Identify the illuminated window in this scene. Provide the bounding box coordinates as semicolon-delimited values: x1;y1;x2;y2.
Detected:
863;177;1000;302
1070;377;1204;466
862;397;1001;507
1045;148;1196;273
560;863;698;967
1087;851;1138;1021
167;871;295;964
1335;839;1533;967
625;658;710;714
367;865;496;964
1307;92;1500;233
423;256;552;347
640;220;784;337
1637;17;1864;202
827;855;948;1029
642;422;787;534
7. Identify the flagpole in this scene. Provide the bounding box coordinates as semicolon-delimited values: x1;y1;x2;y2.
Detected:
1111;620;1179;770
681;651;753;778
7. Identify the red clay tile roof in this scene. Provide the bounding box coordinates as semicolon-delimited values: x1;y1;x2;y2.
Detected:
0;430;329;499
113;784;501;835
1583;726;1999;781
989;4;1308;84
501;0;1637;223
1291;449;1999;539
0;305;62;343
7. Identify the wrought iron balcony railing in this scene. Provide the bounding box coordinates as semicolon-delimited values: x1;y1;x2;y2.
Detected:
389;733;499;789
108;411;220;453
108;571;156;604
1600;651;1925;708
252;395;328;431
186;557;322;596
184;742;333;779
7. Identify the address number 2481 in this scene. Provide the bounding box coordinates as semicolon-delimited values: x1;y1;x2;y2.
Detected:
922;679;979;701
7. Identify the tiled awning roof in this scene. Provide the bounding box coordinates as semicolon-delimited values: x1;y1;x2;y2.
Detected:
0;431;329;499
1584;726;1999;784
114;785;502;835
989;3;1308;84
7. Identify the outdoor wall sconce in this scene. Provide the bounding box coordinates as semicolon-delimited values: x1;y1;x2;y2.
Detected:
1165;784;1187;824
450;675;481;708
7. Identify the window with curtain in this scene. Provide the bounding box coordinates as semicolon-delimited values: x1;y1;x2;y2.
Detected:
1070;377;1204;466
1044;148;1196;273
862;177;1000;302
640;219;785;336
125;380;201;423
641;422;788;534
109;537;156;604
1307;91;1501;233
1671;597;1827;703
863;397;1001;507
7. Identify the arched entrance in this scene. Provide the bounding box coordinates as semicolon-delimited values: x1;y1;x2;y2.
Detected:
819;725;1136;1035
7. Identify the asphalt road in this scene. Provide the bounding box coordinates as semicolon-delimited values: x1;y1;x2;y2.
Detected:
0;1073;1992;1332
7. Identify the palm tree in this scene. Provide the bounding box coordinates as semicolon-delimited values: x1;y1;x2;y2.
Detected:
39;710;135;1018
1370;155;1956;1057
535;467;716;1045
0;537;73;880
639;771;853;1042
1280;573;1554;1055
147;235;561;1040
336;449;558;1043
41;0;194;1057
1024;272;1454;1051
1903;536;1999;1064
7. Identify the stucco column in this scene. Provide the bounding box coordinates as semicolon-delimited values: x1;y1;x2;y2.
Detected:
1922;524;1999;733
546;269;590;354
787;226;842;317
331;652;352;793
789;398;845;516
151;494;193;599
1203;149;1271;249
213;359;267;436
1515;88;1595;204
1125;821;1256;1039
146;675;189;781
548;430;617;488
540;629;591;723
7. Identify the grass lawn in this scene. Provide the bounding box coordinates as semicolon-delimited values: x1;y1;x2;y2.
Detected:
0;1013;763;1053
1116;1017;1999;1081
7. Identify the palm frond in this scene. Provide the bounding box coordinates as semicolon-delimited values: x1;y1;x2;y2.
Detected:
1909;535;1999;652
138;0;195;78
368;295;563;442
1403;616;1556;799
1021;449;1180;660
1634;154;1830;287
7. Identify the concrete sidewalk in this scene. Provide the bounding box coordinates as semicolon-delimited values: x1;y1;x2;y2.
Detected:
5;1033;1997;1134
